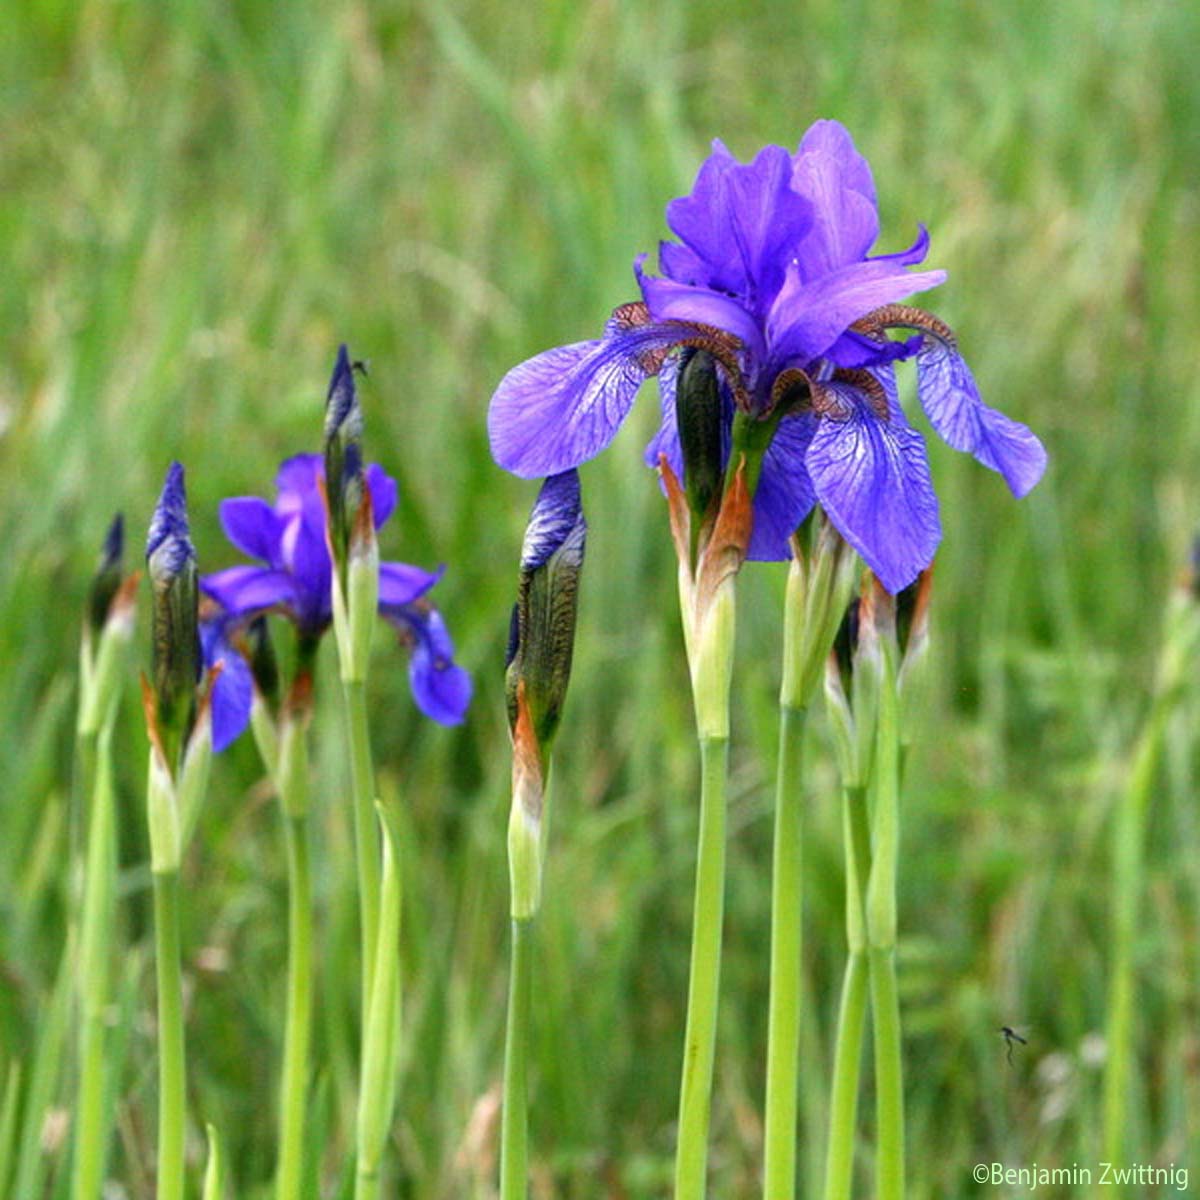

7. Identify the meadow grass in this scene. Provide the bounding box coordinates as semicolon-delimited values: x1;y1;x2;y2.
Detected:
2;0;1199;1195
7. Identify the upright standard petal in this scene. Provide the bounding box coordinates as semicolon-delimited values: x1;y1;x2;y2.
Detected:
806;375;941;593
791;119;880;277
219;497;281;563
916;341;1047;497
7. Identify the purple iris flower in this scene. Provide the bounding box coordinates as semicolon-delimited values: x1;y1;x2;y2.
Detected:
488;120;1046;592
201;454;472;726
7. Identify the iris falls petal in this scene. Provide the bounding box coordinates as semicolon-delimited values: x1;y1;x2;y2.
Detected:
806;377;941;593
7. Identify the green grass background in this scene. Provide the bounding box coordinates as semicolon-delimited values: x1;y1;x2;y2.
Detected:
3;0;1200;1195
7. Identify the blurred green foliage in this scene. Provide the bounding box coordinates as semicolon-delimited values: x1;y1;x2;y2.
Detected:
2;0;1199;1195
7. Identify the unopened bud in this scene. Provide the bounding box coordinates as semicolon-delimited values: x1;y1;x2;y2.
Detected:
87;513;125;638
505;471;587;755
323;344;365;567
146;462;199;762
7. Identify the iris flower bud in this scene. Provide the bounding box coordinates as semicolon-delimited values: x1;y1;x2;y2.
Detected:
146;462;200;763
87;513;125;639
323;343;365;568
505;471;587;919
505;471;587;754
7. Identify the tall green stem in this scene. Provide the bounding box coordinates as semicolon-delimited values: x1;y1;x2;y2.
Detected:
276;814;313;1200
500;917;533;1200
866;659;903;1200
355;805;403;1200
762;705;805;1199
343;679;381;1009
152;869;186;1200
822;784;872;1200
72;733;118;1200
674;734;729;1200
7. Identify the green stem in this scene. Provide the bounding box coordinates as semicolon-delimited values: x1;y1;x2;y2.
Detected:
762;706;805;1199
152;869;186;1200
343;679;381;1011
500;917;533;1200
276;815;313;1200
72;733;119;1200
868;947;904;1200
867;656;903;1200
823;954;869;1200
822;785;872;1200
1102;692;1172;1164
673;735;729;1200
354;805;403;1200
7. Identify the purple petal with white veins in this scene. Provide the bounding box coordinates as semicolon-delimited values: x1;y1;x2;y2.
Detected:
916;341;1048;497
201;566;298;617
746;412;818;560
767;251;945;364
379;561;444;607
219;497;280;564
488;320;696;478
366;464;398;528
806;374;941;593
792;120;880;276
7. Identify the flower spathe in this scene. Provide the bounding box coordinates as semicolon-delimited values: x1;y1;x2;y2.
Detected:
488;120;1046;592
201;453;471;726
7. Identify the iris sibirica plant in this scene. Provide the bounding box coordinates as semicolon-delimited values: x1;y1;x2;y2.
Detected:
142;463;251;1200
501;470;586;1198
202;347;470;1198
490;120;1045;1195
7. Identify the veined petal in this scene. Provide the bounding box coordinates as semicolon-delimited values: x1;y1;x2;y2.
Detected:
218;497;280;564
378;560;444;607
488;321;691;478
792;119;880;276
806;373;941;593
365;464;398;528
767;252;946;364
746;412;818;560
916;340;1047;497
201;566;298;618
643;352;683;474
824;329;923;369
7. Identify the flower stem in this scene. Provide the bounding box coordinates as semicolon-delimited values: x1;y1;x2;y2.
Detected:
72;731;118;1200
355;803;403;1200
822;784;871;1200
762;705;805;1200
152;868;187;1200
866;656;903;1200
674;734;729;1200
276;814;313;1200
867;947;904;1200
343;679;381;1010
500;917;533;1200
